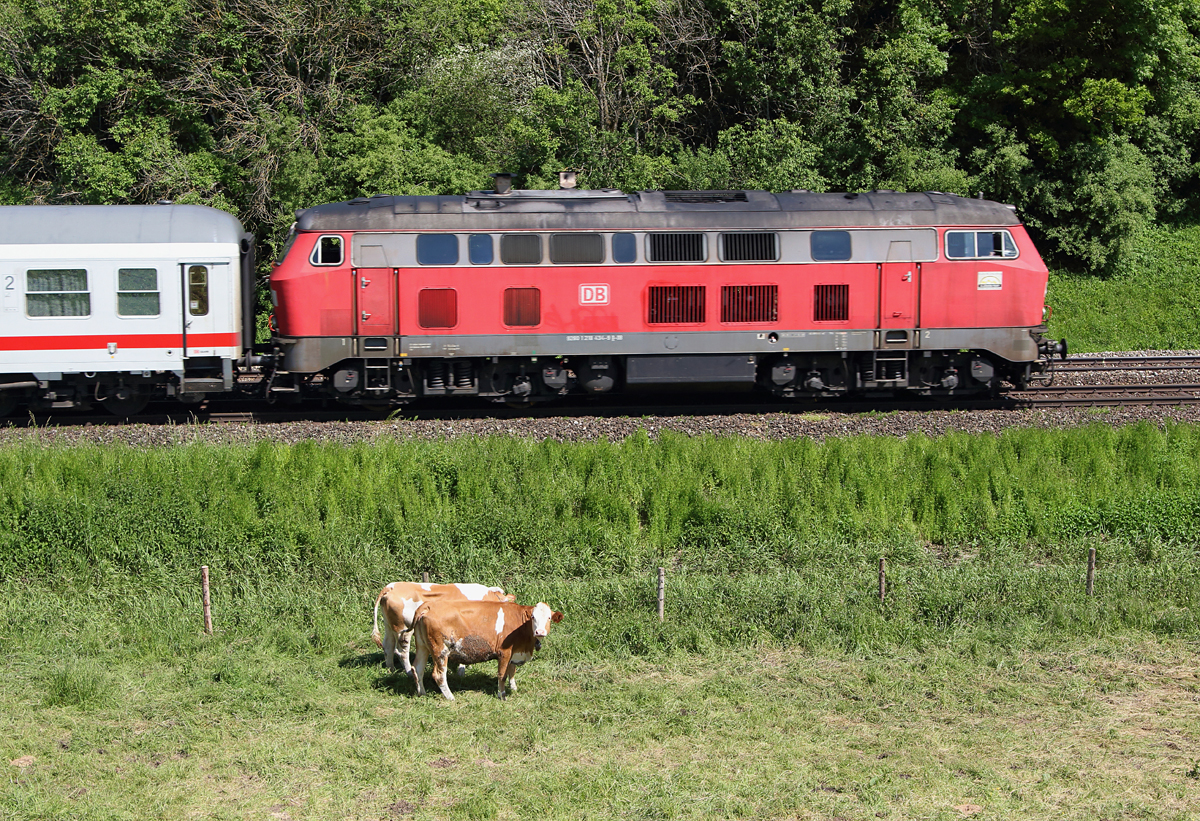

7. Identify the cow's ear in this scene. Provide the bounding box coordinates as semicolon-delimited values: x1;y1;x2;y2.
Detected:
552;611;563;623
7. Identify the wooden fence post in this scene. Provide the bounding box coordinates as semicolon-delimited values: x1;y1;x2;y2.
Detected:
878;558;886;603
657;567;665;622
201;565;212;635
1086;548;1096;596
422;571;430;584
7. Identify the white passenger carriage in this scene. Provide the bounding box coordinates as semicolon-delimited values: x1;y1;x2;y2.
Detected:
0;204;255;416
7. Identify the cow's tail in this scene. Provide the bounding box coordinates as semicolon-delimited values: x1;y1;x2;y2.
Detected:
371;589;386;648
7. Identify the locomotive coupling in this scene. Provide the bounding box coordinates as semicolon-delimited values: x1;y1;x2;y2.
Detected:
1038;337;1068;360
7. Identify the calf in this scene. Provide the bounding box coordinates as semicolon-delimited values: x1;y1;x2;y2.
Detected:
371;582;514;674
412;599;563;700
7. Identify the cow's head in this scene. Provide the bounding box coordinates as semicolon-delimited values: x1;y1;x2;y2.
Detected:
530;602;564;648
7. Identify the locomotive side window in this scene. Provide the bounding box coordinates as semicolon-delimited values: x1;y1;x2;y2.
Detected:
612;233;638;263
648;285;705;324
417;234;459;265
310;235;344;266
501;234;542;264
504;288;541;326
811;231;852;261
418;288;457;328
550;233;605;264
648;233;705;262
188;265;209;316
945;230;1018;259
721;285;778;323
26;269;90;317
117;268;160;317
814;284;850;321
721;233;778;262
469;234;493;265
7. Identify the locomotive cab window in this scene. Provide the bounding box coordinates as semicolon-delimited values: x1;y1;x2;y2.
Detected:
811;231;852;261
117;268;160;317
310;235;344;266
188;265;209;316
417;234;459;265
945;230;1018;259
26;268;90;317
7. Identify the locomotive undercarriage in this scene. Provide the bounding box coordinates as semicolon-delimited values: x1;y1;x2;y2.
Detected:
309;346;1050;407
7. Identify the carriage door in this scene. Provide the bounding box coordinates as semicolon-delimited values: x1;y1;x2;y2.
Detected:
355;267;396;335
181;262;227;357
880;241;917;329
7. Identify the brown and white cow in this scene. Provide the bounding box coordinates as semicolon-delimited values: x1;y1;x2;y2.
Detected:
412;599;563;700
371;582;514;674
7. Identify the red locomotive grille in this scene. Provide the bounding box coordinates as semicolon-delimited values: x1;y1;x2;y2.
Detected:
418;288;457;328
504;287;541;326
648;285;705;324
814;284;849;321
721;285;778;323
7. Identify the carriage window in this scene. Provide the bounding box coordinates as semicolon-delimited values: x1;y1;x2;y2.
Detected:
721;233;778;262
310;235;344;266
501;234;542;264
945;230;1018;259
26;269;89;317
418;288;457;328
612;233;637;264
504;288;541;326
550;233;605;264
811;231;852;261
469;234;493;265
648;233;705;262
417;234;459;265
117;268;160;317
188;266;209;316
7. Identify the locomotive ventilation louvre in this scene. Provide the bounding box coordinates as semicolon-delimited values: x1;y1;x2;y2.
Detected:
649;233;705;262
663;191;749;203
813;284;849;322
722;232;777;261
419;288;458;328
648;285;706;324
504;287;541;326
721;285;778;323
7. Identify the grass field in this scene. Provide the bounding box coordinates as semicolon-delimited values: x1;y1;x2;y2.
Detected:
2;576;1197;820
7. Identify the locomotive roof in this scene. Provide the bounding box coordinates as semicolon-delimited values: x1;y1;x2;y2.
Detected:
295;189;1021;232
0;204;247;245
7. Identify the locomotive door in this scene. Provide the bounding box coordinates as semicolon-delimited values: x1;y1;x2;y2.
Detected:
355;267;396;336
879;241;917;329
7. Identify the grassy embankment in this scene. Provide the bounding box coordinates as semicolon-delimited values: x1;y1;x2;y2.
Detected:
1;426;1199;819
1046;224;1200;352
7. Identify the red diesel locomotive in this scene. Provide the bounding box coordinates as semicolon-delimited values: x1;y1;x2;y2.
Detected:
269;175;1065;406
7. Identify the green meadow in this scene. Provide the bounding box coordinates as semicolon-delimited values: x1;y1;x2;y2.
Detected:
1;425;1199;819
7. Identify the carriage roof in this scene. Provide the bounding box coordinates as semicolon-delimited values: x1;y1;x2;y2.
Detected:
0;204;246;245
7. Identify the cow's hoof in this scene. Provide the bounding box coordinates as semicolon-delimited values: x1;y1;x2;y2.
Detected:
454;664;466;678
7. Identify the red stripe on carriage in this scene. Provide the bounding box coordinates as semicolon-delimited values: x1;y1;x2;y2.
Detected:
0;333;240;351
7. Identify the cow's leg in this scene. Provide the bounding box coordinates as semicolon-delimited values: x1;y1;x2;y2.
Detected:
399;628;414;674
432;647;455;701
495;654;511;700
382;619;398;672
412;640;428;696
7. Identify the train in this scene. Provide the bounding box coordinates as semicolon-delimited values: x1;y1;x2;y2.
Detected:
0;175;1066;417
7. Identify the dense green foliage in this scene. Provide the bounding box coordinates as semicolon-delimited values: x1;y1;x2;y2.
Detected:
2;0;1198;274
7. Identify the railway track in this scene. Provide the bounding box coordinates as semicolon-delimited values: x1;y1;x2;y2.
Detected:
1019;383;1200;407
1050;354;1200;373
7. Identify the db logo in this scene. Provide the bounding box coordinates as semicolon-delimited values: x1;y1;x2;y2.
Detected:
579;284;610;305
